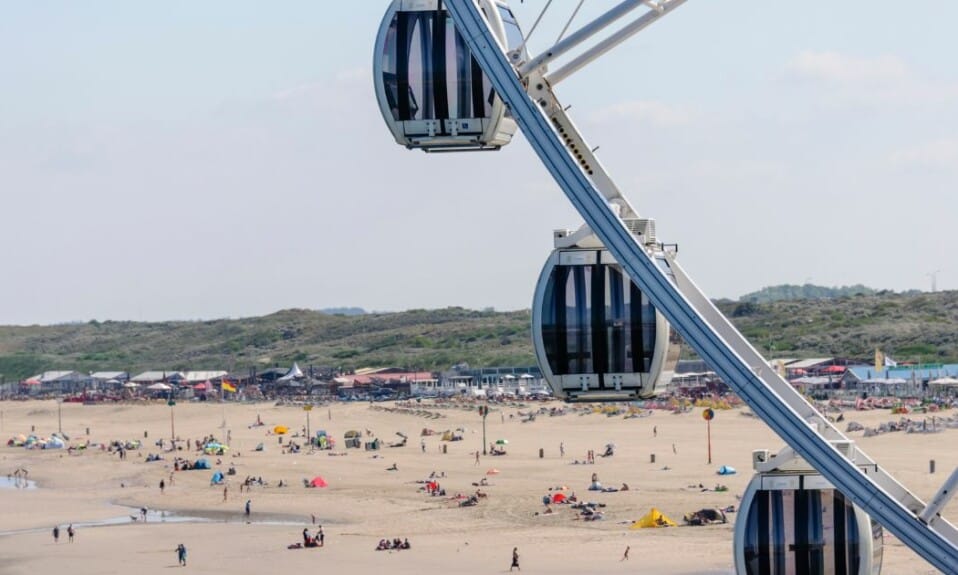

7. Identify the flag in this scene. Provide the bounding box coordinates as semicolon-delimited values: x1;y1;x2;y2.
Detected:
222;380;237;393
884;355;898;368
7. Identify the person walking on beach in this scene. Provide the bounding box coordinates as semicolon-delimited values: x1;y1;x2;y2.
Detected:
68;524;75;543
160;478;165;494
222;485;228;502
621;545;630;561
176;543;187;566
421;439;426;453
475;451;480;465
510;547;520;571
318;525;325;547
52;525;60;543
559;442;565;457
653;426;657;438
245;499;251;517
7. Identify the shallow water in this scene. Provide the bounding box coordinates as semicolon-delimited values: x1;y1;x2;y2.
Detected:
0;476;36;489
0;505;316;537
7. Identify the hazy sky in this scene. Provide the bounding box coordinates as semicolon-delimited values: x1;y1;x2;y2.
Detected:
2;2;957;325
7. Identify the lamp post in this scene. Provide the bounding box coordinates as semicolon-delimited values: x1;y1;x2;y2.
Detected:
480;404;489;455
168;389;176;441
703;408;715;464
304;403;313;451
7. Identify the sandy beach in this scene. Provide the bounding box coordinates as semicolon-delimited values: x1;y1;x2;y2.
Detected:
0;399;953;574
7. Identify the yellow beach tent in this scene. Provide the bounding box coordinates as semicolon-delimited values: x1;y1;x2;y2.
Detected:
630;508;677;529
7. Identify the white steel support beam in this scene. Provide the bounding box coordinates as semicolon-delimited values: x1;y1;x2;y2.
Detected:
517;0;644;77
444;1;958;572
546;0;687;86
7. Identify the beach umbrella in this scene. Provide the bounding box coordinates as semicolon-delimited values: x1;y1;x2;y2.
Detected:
274;425;288;435
495;439;508;445
147;382;171;391
122;382;139;388
486;468;500;475
23;378;42;386
309;476;328;488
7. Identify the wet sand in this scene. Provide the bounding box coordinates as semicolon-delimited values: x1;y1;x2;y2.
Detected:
0;399;953;574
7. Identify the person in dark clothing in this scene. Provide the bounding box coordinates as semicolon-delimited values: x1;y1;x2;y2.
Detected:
176;543;187;566
67;524;75;542
510;547;520;571
52;525;60;543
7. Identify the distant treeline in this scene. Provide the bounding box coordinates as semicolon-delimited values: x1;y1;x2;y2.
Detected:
0;288;955;380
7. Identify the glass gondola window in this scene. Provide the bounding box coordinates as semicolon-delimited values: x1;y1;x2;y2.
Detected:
380;16;401;121
408;13;434;121
497;6;524;52
870;519;883;575
541;261;657;377
446;19;466;119
640;290;656;372
541;266;563;375
563;266;594;374
605;267;627;373
444;18;486;123
381;11;442;122
742;489;862;575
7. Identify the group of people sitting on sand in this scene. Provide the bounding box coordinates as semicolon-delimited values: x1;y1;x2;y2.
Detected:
241;476;277;491
458;494;480;507
687;482;728;493
586;472;631;493
376;538;411;551
573;501;606;521
172;458;199;471
288;526;325;549
194;436;222;451
422;480;445;496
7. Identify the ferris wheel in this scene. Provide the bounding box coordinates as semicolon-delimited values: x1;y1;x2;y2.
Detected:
372;2;958;573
